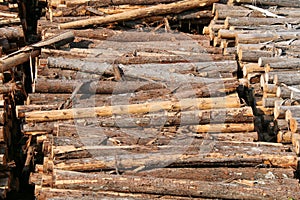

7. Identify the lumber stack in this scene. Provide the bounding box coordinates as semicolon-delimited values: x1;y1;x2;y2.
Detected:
12;1;299;199
0;0;299;199
204;1;300;143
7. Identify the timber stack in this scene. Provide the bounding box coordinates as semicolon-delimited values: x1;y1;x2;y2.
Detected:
0;0;300;199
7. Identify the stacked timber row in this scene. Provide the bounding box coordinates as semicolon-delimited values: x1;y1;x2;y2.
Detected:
204;2;300;142
10;0;299;199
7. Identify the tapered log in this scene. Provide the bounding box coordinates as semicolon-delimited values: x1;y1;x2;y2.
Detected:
59;0;218;29
233;0;300;7
25;93;240;122
276;86;294;99
225;17;300;29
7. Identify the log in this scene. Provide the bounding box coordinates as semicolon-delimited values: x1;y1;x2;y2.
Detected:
274;73;300;85
242;63;264;77
0;31;74;72
190;123;254;133
262;97;281;108
238;49;273;62
290;117;300;133
225;17;300;29
34;79;166;94
233;0;300;7
277;131;292;144
43;169;300;199
25;93;241;122
258;57;299;67
263;84;277;94
59;0;218;29
0;26;24;40
265;59;300;72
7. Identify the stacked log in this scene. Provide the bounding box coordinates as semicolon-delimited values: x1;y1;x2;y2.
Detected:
1;0;300;199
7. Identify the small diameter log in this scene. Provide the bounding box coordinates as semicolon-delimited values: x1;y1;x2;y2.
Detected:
238;49;273;62
0;26;23;40
263;84;277;94
262;97;282;108
274;73;300;85
59;0;218;29
286;108;300;122
225;17;300;29
258;57;299;67
25;93;240;122
233;0;300;7
242;63;264;77
190;123;254;133
276;86;293;99
277;131;292;144
265;59;300;72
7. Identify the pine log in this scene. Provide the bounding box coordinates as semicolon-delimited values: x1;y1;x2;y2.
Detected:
276;86;293;99
277;131;292;144
233;0;300;7
49;141;297;171
225;17;300;29
43;169;300;199
34;186;193;200
59;0;218;29
0;31;74;72
242;63;264;77
190;123;254;133
238;49;273;62
262;97;281;108
0;26;23;41
274;73;300;85
263;84;277;94
25;93;240;122
265;59;300;72
290;117;300;133
275;105;300;120
258;57;299;67
34;79;166;94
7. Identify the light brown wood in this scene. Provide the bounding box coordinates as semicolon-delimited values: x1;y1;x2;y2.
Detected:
277;131;292;144
25;93;240;122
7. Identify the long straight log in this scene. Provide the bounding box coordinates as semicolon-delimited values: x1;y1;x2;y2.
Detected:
25;93;241;122
59;0;218;29
225;17;300;28
47;169;300;199
233;0;300;7
0;31;74;72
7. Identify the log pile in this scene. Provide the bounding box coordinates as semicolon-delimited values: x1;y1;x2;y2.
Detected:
1;0;300;199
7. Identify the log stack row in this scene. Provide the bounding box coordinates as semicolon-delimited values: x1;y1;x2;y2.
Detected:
203;2;300;143
12;0;300;199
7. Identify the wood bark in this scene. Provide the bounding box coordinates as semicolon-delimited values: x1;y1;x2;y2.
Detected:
274;74;300;85
265;59;300;72
238;49;273;62
277;131;292;144
233;0;300;7
59;0;218;29
0;31;74;72
225;17;300;29
25;93;241;122
42;169;300;199
34;79;166;94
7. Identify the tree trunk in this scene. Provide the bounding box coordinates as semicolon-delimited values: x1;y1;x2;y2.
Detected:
233;0;300;7
59;0;218;29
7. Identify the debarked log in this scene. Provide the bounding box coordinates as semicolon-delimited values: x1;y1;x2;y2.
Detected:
24;93;241;122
